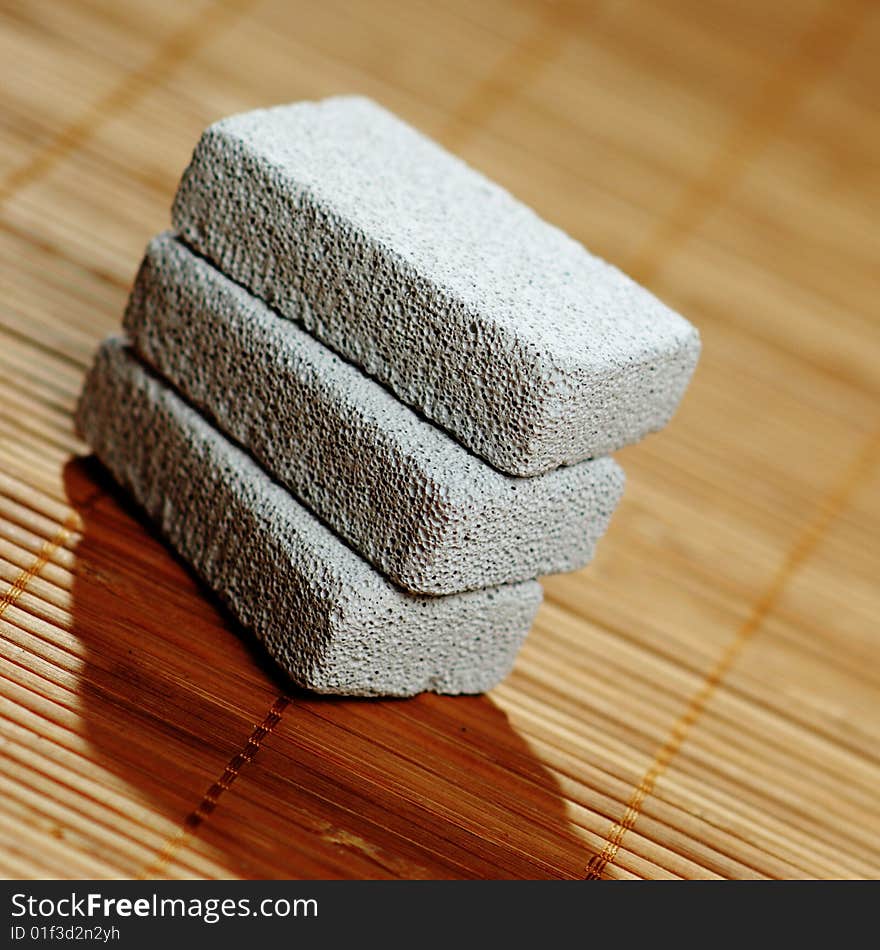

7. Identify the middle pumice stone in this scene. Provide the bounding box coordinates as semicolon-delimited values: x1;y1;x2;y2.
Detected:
124;232;625;595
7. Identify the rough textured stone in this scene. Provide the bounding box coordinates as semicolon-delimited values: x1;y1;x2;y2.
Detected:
75;338;542;697
124;233;625;596
172;95;700;477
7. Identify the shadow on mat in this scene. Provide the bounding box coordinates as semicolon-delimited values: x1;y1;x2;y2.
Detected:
63;455;593;880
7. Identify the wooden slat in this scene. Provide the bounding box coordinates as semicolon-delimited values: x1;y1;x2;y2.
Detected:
0;0;878;879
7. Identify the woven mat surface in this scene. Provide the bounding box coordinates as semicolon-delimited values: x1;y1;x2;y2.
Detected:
1;0;878;879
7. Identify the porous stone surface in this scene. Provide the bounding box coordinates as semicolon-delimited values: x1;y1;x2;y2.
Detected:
172;95;701;477
124;233;625;596
75;338;542;697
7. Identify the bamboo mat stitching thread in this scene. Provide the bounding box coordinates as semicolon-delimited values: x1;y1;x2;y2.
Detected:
0;0;256;208
585;426;880;879
137;696;291;879
0;514;80;620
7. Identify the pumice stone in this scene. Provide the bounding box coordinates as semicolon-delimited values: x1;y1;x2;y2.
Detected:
75;338;542;697
172;95;700;476
123;232;625;596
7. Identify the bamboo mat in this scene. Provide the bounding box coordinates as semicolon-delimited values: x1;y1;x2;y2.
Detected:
1;0;878;880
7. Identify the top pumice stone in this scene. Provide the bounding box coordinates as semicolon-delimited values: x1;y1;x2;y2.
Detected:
172;95;700;477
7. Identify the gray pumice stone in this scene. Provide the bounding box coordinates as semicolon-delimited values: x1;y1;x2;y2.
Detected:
172;95;700;477
124;232;625;596
75;338;542;697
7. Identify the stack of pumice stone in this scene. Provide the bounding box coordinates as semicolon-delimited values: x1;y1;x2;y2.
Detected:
77;96;699;698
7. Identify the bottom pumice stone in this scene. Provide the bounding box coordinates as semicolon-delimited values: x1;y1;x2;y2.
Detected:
75;338;542;697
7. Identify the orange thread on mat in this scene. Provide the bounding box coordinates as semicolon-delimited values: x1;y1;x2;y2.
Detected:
0;514;80;619
137;694;290;879
0;0;256;207
585;427;880;879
